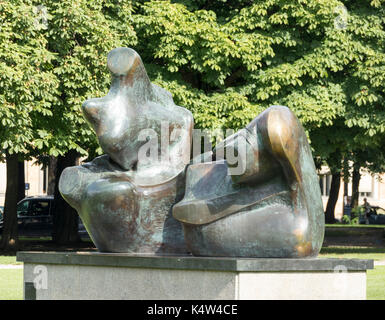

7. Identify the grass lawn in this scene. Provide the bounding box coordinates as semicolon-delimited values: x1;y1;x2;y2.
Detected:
0;255;21;265
367;266;385;300
0;269;23;300
319;246;385;261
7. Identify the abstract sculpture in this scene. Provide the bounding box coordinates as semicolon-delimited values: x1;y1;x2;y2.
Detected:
59;47;325;257
173;106;325;257
59;47;193;253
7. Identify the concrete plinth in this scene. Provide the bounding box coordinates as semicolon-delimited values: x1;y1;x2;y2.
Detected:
17;252;373;300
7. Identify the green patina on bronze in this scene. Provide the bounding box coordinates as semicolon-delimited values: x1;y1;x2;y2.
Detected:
59;47;324;257
173;106;325;257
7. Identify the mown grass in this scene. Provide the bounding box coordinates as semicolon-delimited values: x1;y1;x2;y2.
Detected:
0;255;21;265
319;246;385;261
0;269;23;300
367;266;385;300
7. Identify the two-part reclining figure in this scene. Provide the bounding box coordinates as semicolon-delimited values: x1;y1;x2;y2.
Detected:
59;48;325;258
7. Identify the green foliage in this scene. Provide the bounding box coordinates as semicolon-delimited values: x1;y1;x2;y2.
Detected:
0;0;58;156
341;214;359;225
134;0;348;132
341;214;351;224
37;0;137;157
341;205;363;225
133;0;385;170
351;205;364;216
0;0;137;159
0;0;384;172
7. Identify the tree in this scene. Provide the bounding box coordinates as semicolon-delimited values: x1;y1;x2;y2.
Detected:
17;160;25;203
47;156;57;195
35;0;138;243
1;1;138;246
1;153;20;252
51;150;80;244
132;0;384;221
2;0;384;241
347;146;385;209
0;0;58;251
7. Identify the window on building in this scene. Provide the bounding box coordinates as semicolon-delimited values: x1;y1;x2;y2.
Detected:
359;173;373;199
360;192;372;198
43;166;47;193
319;174;332;197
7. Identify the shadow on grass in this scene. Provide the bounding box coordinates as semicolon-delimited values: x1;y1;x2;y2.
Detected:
0;235;96;257
320;247;385;254
326;224;385;229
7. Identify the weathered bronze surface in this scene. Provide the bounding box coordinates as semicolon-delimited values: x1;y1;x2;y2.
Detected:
59;47;324;257
59;47;193;253
173;106;325;258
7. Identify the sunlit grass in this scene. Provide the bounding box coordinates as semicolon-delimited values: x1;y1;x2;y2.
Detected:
319;246;385;261
0;269;23;300
367;266;385;300
0;255;21;265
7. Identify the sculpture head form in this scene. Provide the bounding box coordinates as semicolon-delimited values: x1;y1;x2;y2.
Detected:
107;47;139;75
81;47;192;171
59;47;193;253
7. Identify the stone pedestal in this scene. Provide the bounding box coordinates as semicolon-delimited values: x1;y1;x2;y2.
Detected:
17;252;373;300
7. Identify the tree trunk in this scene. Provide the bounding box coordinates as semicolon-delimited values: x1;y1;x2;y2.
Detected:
47;156;57;196
351;167;361;209
17;160;25;202
52;150;80;244
325;172;341;224
0;153;20;252
342;157;349;205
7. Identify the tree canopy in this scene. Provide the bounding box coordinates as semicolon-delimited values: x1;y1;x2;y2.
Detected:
0;0;57;157
0;0;384;175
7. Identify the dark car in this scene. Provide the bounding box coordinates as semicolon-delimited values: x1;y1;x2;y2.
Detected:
0;196;88;238
359;206;385;225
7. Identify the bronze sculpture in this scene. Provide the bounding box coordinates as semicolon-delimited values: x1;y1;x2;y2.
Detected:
173;106;325;258
59;47;193;253
59;47;324;257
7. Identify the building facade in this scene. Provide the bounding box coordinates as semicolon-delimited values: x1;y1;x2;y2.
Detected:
319;167;385;220
0;160;48;206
